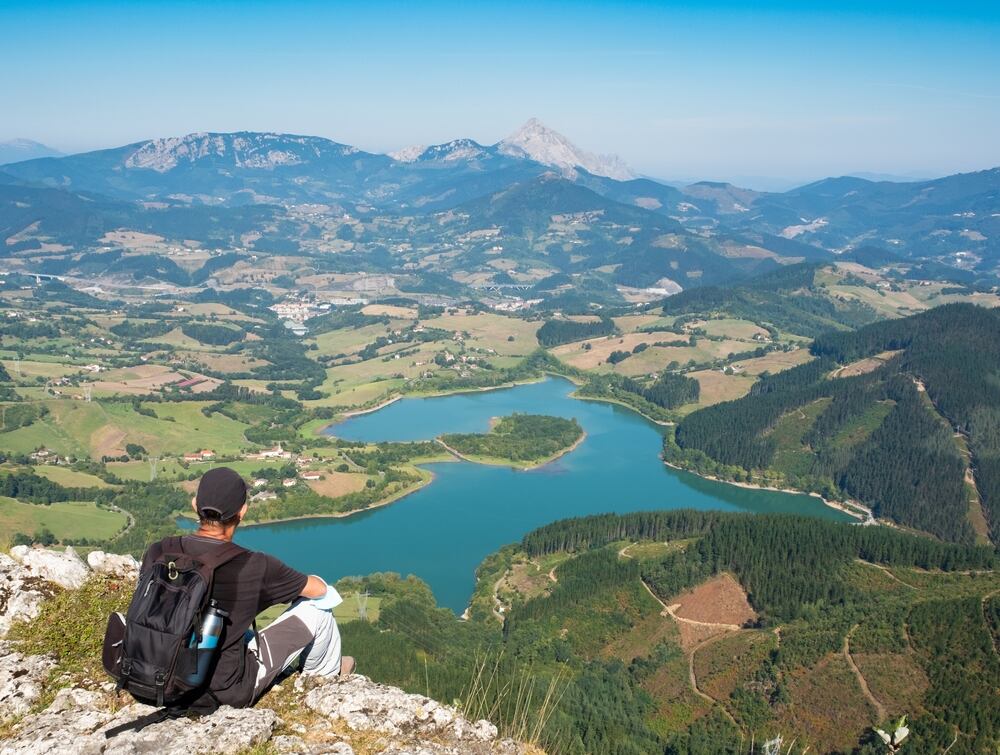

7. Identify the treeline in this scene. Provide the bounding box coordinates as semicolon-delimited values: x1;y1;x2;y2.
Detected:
536;318;617;347
440;414;582;463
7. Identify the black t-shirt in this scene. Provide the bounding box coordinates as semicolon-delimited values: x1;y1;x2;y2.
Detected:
139;535;308;707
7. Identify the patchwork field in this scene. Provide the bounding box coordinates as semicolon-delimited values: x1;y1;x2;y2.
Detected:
0;400;253;459
31;465;112;488
0;498;127;542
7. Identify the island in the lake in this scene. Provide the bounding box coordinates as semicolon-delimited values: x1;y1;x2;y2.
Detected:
437;413;585;469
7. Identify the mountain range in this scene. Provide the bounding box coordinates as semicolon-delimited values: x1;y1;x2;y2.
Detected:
0;139;62;166
1;121;998;293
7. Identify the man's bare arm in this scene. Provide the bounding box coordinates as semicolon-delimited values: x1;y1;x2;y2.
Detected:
300;575;328;599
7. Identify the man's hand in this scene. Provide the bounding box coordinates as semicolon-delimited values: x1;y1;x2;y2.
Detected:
301;575;328;599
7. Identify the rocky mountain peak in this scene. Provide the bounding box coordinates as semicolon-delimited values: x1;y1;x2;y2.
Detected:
497;118;635;181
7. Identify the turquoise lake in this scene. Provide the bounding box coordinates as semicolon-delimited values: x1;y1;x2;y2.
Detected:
234;377;850;613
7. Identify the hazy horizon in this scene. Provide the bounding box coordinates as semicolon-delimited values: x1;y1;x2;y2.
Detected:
3;0;999;186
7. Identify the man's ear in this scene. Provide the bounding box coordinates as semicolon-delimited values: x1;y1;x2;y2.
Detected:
238;502;249;521
190;497;198;514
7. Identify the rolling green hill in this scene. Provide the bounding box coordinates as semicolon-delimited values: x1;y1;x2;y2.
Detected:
669;303;1000;544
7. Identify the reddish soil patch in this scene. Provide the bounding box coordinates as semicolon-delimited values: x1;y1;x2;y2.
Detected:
673;573;757;626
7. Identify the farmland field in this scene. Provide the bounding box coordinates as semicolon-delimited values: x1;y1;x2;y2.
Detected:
0;498;127;542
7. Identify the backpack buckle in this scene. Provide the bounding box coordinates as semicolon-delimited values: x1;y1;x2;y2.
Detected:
167;561;178;580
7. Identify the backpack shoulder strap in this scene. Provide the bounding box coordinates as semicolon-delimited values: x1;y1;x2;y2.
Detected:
195;541;247;571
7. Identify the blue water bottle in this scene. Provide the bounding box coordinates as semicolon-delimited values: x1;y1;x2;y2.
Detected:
186;599;228;687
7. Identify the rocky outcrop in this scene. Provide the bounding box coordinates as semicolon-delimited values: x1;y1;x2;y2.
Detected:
0;643;56;719
9;546;90;590
85;552;139;581
0;688;277;755
0;675;524;755
0;553;58;636
0;548;530;755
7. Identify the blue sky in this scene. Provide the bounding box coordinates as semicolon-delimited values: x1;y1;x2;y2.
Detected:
2;0;999;186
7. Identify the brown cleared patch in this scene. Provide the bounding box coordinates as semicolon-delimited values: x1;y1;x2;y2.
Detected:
853;653;929;719
777;653;875;752
831;350;903;379
500;561;554;604
306;471;368;498
694;630;777;703
91;425;127;458
672;573;757;626
180;479;199;495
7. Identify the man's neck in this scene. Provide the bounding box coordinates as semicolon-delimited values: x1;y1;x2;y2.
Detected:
193;527;233;542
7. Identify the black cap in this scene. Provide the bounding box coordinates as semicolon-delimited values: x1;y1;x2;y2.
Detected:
196;467;248;522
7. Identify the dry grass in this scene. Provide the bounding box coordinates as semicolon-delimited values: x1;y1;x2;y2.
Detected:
362;304;417;318
306;471;369;498
688;370;756;406
738;349;814;376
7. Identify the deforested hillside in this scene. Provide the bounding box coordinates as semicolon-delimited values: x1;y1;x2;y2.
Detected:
668;303;1000;544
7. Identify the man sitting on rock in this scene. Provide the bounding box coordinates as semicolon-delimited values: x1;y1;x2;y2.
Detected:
140;466;354;709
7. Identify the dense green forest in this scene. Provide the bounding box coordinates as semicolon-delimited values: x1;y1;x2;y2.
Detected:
440;413;583;463
339;510;999;754
536;318;618;347
669;304;1000;544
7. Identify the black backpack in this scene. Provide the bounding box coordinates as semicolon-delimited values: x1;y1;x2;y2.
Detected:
103;536;245;708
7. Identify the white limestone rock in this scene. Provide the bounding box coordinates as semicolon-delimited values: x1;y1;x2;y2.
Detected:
302;674;498;742
0;688;277;755
0;642;56;718
86;552;139;580
9;546;89;590
0;553;58;637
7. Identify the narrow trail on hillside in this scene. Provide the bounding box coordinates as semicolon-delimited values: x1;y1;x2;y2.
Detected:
688;634;740;728
856;559;918;590
843;624;887;723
